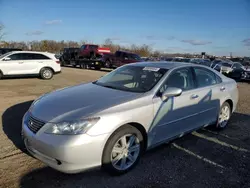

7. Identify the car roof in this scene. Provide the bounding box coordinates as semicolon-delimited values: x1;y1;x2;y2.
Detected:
129;61;190;69
8;51;53;54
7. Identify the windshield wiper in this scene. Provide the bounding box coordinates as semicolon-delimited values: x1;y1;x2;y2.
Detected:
93;82;118;89
101;85;118;89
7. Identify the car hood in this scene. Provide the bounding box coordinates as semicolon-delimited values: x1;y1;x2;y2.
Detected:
29;83;141;122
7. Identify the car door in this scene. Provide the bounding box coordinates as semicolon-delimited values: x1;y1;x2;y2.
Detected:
17;53;41;74
112;51;121;67
231;63;244;79
0;53;25;75
29;53;51;74
150;67;200;145
119;53;131;66
192;67;222;127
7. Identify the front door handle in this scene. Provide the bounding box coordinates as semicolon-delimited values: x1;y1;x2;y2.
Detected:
18;62;24;64
220;86;226;91
191;94;199;99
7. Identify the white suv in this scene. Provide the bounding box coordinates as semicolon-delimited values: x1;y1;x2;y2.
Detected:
0;51;61;80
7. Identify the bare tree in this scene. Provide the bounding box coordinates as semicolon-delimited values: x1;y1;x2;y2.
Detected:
0;24;5;41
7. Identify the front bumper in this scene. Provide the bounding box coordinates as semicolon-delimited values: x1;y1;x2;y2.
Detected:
22;121;109;174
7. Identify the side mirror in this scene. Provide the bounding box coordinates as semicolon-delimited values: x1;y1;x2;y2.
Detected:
161;87;182;101
124;57;128;60
3;57;11;61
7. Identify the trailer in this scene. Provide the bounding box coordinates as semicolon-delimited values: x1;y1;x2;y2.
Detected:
62;58;105;70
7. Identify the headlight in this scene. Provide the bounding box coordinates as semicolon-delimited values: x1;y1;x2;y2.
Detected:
22;112;29;125
44;117;100;135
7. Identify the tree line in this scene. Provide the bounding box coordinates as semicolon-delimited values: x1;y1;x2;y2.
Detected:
0;39;201;58
0;25;201;58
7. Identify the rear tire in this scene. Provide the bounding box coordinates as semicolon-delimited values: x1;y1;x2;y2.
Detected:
105;60;112;68
102;125;144;175
40;68;54;80
216;102;231;129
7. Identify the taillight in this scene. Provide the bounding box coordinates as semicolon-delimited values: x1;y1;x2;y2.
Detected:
56;61;60;64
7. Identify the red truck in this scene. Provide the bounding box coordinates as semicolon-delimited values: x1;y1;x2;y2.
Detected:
102;51;142;68
78;44;111;59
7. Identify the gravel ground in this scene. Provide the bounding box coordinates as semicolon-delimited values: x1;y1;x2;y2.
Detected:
0;67;249;188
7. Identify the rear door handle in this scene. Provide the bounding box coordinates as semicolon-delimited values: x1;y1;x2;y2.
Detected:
220;86;226;91
18;62;24;64
191;94;199;99
38;61;43;63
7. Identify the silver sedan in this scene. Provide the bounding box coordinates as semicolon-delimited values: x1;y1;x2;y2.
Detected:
22;62;238;175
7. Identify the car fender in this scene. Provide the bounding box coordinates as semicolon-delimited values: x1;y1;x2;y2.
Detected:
87;102;154;136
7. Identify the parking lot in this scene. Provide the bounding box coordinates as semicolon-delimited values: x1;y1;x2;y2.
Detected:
0;67;250;188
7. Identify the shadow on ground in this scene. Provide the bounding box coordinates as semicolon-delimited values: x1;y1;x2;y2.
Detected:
18;112;250;188
0;75;40;80
204;112;250;144
62;65;112;73
2;100;33;153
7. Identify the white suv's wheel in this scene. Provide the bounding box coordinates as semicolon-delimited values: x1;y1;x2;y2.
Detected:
40;68;54;80
102;125;144;175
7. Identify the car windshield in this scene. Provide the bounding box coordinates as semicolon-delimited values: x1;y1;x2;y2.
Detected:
0;52;12;59
211;60;222;67
221;62;232;67
182;58;190;62
81;45;87;49
190;58;200;62
174;58;183;62
94;65;167;93
203;59;210;62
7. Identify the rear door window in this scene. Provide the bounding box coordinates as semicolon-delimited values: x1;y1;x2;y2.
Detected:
194;67;217;87
31;53;50;60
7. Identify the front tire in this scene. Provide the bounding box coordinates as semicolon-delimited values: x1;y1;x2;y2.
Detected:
216;102;231;129
102;125;144;175
40;68;54;80
0;71;3;79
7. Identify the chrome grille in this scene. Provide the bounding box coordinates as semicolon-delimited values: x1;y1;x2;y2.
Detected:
27;115;45;134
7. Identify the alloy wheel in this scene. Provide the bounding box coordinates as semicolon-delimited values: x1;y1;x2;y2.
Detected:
43;69;52;79
111;134;140;171
218;105;230;128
